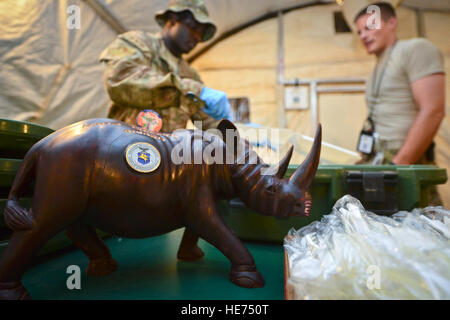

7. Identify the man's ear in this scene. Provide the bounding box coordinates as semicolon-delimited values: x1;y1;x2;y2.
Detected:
387;16;398;30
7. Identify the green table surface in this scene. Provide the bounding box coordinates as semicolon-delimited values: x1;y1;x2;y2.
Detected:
22;228;285;300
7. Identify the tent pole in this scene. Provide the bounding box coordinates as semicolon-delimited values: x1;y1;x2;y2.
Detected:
82;0;127;34
277;11;287;129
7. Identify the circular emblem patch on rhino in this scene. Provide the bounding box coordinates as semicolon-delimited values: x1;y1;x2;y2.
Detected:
125;142;161;173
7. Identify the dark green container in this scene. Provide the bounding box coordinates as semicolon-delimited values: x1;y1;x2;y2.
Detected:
0;158;24;198
0;231;75;257
0;118;54;159
220;164;448;243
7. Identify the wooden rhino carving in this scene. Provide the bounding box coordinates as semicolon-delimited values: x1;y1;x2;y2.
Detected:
0;118;321;299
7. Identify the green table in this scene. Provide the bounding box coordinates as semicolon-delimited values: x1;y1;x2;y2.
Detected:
22;228;285;300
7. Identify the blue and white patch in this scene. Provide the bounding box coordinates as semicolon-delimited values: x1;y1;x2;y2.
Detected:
125;142;161;173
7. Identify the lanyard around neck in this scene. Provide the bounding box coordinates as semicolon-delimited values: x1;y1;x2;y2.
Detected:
368;41;398;117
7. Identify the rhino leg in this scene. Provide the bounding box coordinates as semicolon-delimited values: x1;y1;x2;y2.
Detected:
66;223;118;276
0;232;39;300
0;167;91;299
177;228;205;261
186;185;264;288
0;225;66;300
0;281;30;300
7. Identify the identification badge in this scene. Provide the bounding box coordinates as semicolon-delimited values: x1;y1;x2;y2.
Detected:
357;132;375;155
357;117;375;155
125;142;161;173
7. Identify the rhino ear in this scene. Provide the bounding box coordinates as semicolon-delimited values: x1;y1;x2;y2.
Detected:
218;119;242;162
217;120;240;143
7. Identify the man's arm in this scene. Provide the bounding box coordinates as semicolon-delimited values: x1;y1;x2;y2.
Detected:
392;73;445;164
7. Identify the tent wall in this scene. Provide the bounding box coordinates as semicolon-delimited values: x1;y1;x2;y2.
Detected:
0;0;115;128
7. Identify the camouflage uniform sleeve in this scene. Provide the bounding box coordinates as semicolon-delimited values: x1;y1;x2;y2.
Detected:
99;31;204;109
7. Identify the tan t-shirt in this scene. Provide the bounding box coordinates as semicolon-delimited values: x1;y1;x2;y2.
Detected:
366;38;445;145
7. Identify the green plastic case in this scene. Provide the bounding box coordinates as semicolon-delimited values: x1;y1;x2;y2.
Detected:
0;118;54;159
220;164;448;243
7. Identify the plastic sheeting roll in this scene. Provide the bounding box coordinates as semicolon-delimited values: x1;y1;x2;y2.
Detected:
284;195;450;299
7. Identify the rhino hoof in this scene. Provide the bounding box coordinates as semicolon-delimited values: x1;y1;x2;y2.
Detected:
229;266;265;288
86;256;118;276
177;246;205;261
0;281;31;300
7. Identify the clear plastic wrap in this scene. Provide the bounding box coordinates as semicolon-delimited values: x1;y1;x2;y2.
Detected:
284;195;450;300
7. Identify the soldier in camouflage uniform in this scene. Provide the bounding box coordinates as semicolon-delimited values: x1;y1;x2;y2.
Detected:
99;0;227;133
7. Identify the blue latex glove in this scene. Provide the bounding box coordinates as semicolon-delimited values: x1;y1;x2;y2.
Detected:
200;87;232;121
245;122;262;128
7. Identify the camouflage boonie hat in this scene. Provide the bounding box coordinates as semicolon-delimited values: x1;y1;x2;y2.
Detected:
155;0;217;42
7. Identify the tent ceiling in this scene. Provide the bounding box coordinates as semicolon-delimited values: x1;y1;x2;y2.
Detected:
199;0;450;38
401;0;450;11
104;0;450;35
101;0;450;59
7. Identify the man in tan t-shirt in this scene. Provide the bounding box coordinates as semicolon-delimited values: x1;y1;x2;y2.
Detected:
354;2;446;170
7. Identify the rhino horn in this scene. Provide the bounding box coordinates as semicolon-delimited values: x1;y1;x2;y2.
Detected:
274;145;294;179
289;124;322;189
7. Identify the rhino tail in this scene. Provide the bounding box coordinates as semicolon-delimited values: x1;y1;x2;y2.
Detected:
4;146;39;231
4;200;34;231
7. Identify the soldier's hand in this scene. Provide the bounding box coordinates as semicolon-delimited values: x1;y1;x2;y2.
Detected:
200;87;232;121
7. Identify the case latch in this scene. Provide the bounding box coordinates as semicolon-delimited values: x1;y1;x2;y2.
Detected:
346;171;398;215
